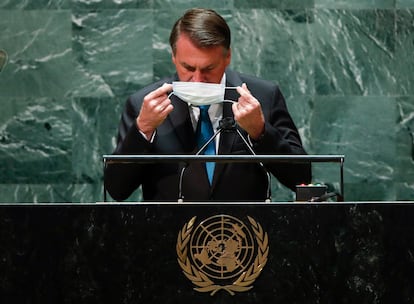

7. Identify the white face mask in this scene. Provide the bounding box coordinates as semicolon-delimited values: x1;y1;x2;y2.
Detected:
171;81;226;106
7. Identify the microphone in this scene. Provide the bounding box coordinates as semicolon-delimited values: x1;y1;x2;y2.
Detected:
177;117;272;202
0;49;8;72
218;117;236;131
177;164;187;203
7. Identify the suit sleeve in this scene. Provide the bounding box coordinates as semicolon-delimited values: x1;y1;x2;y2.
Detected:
104;94;152;201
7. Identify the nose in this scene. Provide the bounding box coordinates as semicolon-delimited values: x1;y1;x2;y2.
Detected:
191;70;205;82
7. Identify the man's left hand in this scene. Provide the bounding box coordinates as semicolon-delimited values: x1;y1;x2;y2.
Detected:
232;83;265;140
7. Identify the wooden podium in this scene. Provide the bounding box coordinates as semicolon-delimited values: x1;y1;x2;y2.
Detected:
0;202;414;303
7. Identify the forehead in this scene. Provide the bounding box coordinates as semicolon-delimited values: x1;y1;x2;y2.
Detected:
174;35;226;66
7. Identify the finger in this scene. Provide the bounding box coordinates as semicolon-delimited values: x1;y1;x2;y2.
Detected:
236;82;251;96
162;103;174;114
158;93;173;108
242;83;250;93
146;83;173;100
236;84;248;97
232;102;239;117
147;96;166;110
153;94;174;112
161;82;173;93
232;101;247;115
237;83;256;105
155;102;169;113
145;85;173;109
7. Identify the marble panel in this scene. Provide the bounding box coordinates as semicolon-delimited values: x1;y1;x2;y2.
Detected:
0;184;74;203
285;95;347;196
234;0;314;9
0;97;72;184
396;96;414;200
71;97;120;183
0;10;72;98
313;9;397;96
0;0;70;9
72;183;104;202
396;183;414;200
309;96;396;201
395;9;414;95
270;179;297;201
10;181;142;203
71;9;154;99
315;0;395;9
72;0;151;9
288;95;346;192
152;9;183;81
286;95;313;150
346;180;397;201
231;9;314;97
397;0;414;8
71;97;120;202
153;0;234;10
0;3;411;203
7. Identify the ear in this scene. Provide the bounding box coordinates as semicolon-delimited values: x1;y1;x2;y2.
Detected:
225;48;232;66
172;51;177;66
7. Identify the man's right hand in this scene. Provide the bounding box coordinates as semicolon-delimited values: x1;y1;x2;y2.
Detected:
136;83;174;140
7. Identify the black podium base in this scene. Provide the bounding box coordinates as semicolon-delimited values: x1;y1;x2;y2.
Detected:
0;202;413;303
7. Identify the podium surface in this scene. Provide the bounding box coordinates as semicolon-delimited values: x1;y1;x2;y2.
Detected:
0;202;413;303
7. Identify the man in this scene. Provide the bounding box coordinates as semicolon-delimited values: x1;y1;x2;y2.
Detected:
104;8;311;202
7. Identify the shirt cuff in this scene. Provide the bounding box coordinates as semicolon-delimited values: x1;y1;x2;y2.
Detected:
139;129;156;143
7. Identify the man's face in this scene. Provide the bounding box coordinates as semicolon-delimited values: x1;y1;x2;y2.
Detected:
172;34;231;83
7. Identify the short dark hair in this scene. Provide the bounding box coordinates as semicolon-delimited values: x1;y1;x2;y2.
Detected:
169;8;231;55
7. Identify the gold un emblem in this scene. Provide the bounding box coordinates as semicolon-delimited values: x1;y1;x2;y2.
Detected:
176;215;269;296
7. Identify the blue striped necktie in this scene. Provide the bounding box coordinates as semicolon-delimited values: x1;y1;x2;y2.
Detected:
196;105;215;184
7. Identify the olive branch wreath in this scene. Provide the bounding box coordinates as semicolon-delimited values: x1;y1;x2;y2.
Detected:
176;216;269;296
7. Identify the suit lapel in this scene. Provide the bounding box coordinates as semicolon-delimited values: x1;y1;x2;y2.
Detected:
167;95;196;152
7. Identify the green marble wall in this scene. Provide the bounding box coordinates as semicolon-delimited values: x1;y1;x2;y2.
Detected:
0;0;413;202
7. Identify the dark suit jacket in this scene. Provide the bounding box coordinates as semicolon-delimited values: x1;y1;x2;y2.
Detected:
104;69;311;202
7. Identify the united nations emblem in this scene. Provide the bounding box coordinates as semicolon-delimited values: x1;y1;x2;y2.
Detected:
176;215;269;296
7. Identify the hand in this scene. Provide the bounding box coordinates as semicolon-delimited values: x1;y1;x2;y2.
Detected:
136;83;174;139
232;83;265;140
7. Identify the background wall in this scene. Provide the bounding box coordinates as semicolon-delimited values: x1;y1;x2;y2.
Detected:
0;0;413;203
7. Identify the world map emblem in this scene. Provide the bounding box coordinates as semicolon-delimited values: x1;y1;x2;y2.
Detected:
176;215;269;296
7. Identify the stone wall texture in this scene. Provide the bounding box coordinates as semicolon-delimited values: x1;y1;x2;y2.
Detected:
0;0;413;202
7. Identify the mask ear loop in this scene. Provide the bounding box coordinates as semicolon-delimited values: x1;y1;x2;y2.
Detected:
223;86;239;104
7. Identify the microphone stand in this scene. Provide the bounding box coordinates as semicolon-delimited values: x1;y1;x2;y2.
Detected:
177;124;222;202
178;117;272;203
